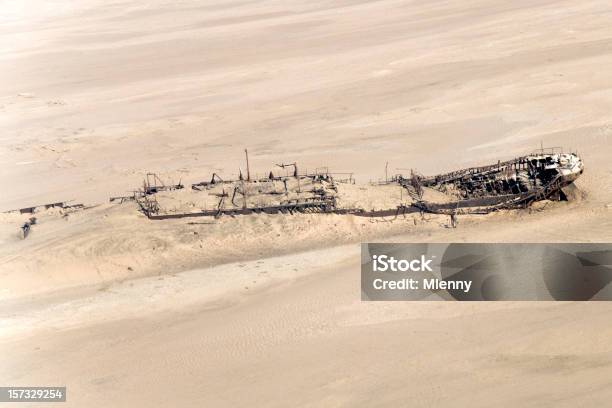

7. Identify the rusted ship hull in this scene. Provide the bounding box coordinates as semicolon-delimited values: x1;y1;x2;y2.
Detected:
402;150;584;214
127;148;583;220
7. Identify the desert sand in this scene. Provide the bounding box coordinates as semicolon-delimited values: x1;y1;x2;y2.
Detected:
1;0;612;406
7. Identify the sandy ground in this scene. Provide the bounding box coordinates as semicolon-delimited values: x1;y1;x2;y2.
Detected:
2;0;612;406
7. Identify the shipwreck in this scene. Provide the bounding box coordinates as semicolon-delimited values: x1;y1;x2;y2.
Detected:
130;147;583;220
5;147;585;240
6;147;583;224
403;148;584;214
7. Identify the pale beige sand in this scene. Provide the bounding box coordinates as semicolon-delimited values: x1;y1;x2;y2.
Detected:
3;246;612;407
2;0;612;406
